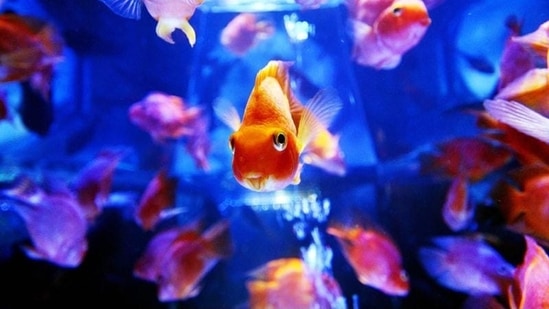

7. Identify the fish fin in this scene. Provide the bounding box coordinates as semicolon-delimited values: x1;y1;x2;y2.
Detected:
99;0;143;19
484;99;549;144
418;246;452;282
213;98;241;131
442;176;474;232
297;89;342;152
156;17;196;46
202;220;233;258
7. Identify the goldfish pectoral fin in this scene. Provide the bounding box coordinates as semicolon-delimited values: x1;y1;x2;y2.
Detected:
297;89;342;151
156;18;196;46
213;98;242;131
292;164;303;185
484;99;549;144
99;0;143;19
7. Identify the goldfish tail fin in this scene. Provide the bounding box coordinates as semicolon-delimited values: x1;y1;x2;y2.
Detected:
99;0;143;19
203;220;233;258
213;98;241;131
156;17;196;46
297;89;342;152
484;99;549;144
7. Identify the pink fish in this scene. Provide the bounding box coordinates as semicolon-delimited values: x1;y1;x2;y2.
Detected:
220;13;274;56
419;235;515;295
129;92;204;143
351;0;431;69
497;17;537;91
134;169;176;231
508;236;549;309
71;149;124;221
327;223;409;296
246;258;344;309
134;220;232;301
2;176;88;268
99;0;204;46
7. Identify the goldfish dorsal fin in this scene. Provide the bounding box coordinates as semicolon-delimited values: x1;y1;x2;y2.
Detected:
484;99;549;144
254;60;293;93
213;98;241;131
297;89;342;152
99;0;143;19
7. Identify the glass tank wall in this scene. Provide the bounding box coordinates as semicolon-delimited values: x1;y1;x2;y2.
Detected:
1;0;549;308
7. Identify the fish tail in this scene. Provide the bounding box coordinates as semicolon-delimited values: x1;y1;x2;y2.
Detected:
202;220;233;258
156;17;196;46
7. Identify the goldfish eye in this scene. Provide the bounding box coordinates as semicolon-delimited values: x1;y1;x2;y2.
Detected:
229;136;235;153
272;132;287;151
392;7;403;16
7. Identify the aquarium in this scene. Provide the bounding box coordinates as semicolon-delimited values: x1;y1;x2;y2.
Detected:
1;0;549;308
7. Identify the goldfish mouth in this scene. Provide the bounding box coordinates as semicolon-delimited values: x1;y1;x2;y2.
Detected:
240;174;280;192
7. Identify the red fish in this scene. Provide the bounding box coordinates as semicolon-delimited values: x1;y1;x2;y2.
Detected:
134;220;232;301
246;258;344;309
71;149;124;221
134;169;176;231
1;176;88;268
100;0;204;46
0;13;63;99
214;60;341;192
484;99;549;145
491;164;549;242
350;0;431;69
220;13;274;56
327;224;409;296
508;236;549;309
129;92;204;143
418;235;515;295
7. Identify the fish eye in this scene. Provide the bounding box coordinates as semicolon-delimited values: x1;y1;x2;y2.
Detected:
229;136;235;153
392;7;403;16
272;132;287;151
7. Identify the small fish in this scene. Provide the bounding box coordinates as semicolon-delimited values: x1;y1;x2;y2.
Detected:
497;16;536;91
511;20;549;62
1;176;88;268
351;0;431;69
134;169;177;231
70;149;124;221
214;60;341;192
508;236;549;309
484;99;549;145
99;0;204;46
220;13;274;57
327;223;409;296
0;13;63;100
491;164;549;242
442;175;475;232
246;257;344;309
495;69;549;116
420;137;513;182
418;235;515;295
134;220;232;301
129;91;204;143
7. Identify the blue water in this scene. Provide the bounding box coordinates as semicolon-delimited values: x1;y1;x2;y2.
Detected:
1;0;548;308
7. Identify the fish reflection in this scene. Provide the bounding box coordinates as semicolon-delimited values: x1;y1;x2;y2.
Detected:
134;220;232;302
99;0;203;46
214;60;341;192
246;258;344;309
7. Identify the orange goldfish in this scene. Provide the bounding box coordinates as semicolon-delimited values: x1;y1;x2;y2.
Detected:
418;235;515;295
491;164;549;242
246;258;344;309
0;13;63;99
508;236;549;309
214;60;341;192
100;0;203;46
1;176;88;268
134;169;177;231
134;220;232;301
484;99;549;145
220;13;274;57
327;224;409;296
350;0;431;69
495;69;549;115
70;149;124;221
